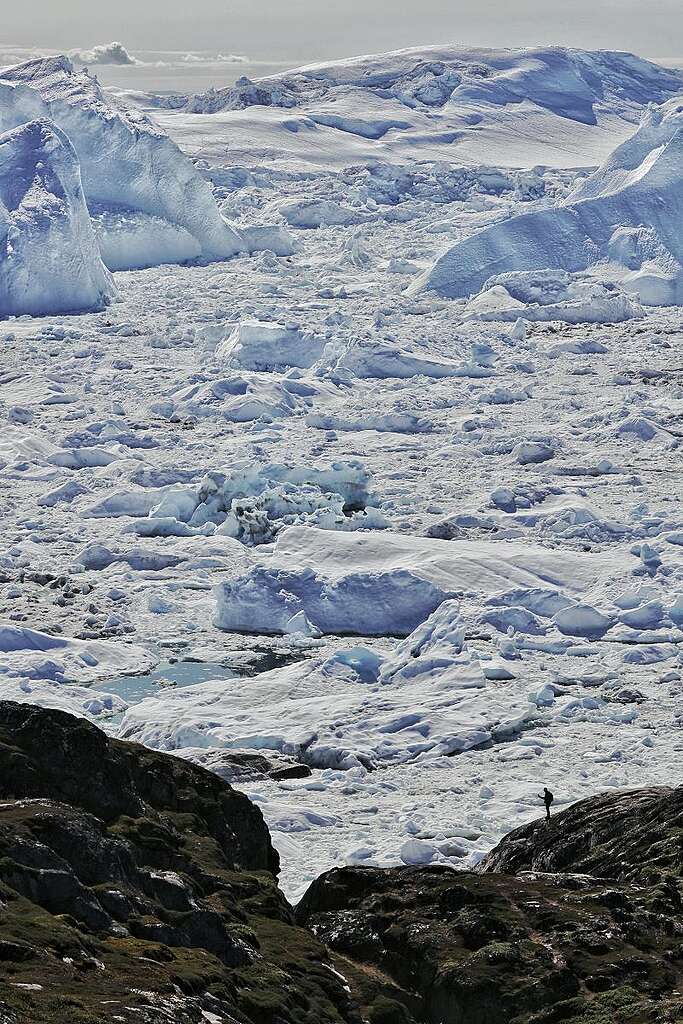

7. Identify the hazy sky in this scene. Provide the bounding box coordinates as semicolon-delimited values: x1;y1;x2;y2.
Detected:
3;0;682;62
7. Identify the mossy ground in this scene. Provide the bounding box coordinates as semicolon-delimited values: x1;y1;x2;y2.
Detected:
297;865;683;1024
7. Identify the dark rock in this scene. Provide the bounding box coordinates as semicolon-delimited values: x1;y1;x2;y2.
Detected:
5;702;683;1024
478;785;683;881
0;699;275;873
0;702;359;1024
270;763;312;780
297;862;683;1024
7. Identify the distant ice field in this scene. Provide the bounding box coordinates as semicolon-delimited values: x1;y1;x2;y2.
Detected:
0;45;291;93
1;40;682;899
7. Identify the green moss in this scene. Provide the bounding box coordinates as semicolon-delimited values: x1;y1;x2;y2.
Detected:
367;996;415;1023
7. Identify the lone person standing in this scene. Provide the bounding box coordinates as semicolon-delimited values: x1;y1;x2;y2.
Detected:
540;787;554;821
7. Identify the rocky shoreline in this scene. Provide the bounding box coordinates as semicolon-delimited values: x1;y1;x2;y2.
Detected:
0;701;681;1023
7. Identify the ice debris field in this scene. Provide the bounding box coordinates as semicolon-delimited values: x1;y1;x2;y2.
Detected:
1;44;683;899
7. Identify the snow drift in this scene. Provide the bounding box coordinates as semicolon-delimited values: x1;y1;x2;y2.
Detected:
0;56;245;268
0;118;115;316
414;97;683;303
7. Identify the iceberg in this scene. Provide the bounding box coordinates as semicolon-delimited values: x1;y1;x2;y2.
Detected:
0;118;115;316
413;97;683;304
0;56;245;268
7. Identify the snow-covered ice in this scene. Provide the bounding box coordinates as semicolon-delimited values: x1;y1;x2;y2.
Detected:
0;55;296;286
150;45;683;170
216;320;326;371
2;41;683;901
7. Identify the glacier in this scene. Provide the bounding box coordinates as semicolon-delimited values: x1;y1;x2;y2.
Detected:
154;44;683;170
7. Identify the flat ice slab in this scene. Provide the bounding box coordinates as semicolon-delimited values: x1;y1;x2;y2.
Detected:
214;526;620;637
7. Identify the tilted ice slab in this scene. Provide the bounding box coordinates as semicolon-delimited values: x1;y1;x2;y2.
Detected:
0;118;115;316
414;97;683;302
214;526;618;637
0;56;245;268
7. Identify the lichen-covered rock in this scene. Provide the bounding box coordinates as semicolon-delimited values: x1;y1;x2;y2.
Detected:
0;702;358;1024
0;698;274;873
297;863;683;1024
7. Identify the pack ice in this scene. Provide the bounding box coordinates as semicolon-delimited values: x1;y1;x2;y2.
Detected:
415;97;683;306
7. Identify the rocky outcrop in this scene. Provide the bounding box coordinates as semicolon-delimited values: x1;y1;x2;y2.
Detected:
297;862;683;1024
182;747;313;783
297;786;683;1023
478;786;683;882
0;702;357;1024
0;699;275;873
3;708;683;1024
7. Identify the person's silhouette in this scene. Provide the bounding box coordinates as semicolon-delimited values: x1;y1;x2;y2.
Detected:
539;787;554;821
